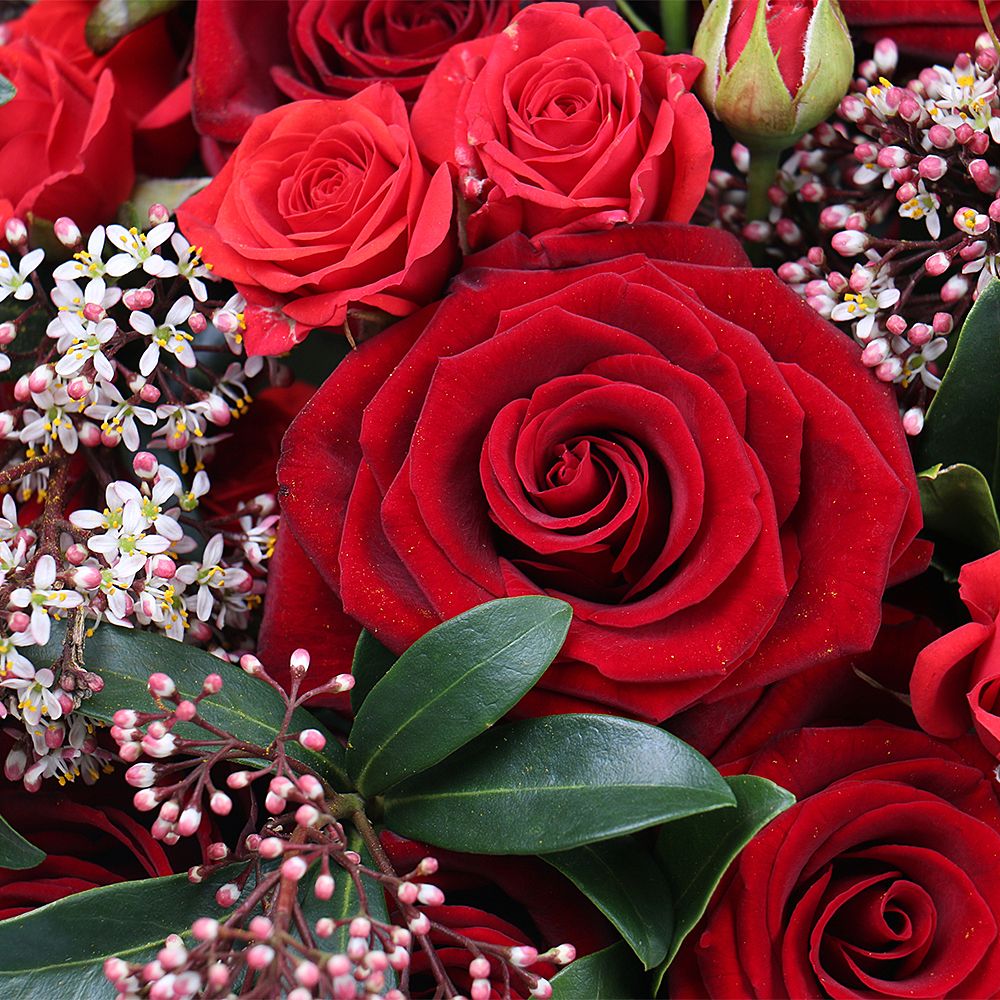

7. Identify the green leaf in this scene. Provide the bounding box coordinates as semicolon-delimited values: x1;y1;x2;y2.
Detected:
347;597;572;797
85;0;180;54
544;836;673;969
0;813;44;871
918;462;1000;556
0;867;235;995
550;942;649;1000
118;177;212;229
329;833;390;954
0;74;15;108
917;278;1000;495
349;630;397;715
27;624;348;789
382;714;735;855
652;775;794;986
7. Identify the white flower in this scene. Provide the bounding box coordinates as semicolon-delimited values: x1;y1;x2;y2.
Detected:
47;276;121;343
54;316;117;381
84;381;156;451
0;495;20;542
212;293;246;354
105;223;178;278
0;537;26;588
171;233;215;301
830;271;901;341
9;555;84;645
175;534;248;624
137;577;188;640
129;296;196;375
20;386;80;456
3;662;63;727
239;512;278;566
0;248;44;303
0;630;35;680
53;227;110;281
898;181;941;239
86;499;171;566
97;558;145;624
901;337;949;390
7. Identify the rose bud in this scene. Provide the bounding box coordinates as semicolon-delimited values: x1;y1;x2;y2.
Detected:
693;0;854;152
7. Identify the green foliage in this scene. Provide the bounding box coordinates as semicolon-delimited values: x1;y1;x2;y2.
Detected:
0;814;44;871
349;630;397;715
550;942;649;999
347;596;571;796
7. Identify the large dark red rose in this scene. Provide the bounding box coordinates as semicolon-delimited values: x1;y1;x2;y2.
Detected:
0;782;174;919
261;223;924;722
6;0;194;176
670;726;1000;999
177;85;457;355
380;832;614;998
839;1;1000;60
191;0;516;167
411;1;712;250
911;551;1000;759
0;35;133;232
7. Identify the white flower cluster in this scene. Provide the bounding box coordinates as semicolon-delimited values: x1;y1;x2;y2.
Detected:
0;211;282;789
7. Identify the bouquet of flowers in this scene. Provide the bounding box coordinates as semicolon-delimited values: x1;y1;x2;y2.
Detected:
3;0;1000;997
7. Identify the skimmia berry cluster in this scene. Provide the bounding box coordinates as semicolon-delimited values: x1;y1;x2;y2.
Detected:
701;34;1000;435
104;653;574;1000
0;207;282;791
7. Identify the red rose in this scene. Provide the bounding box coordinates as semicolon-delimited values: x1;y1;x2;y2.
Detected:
410;1;712;249
912;551;1000;758
192;0;517;166
261;224;923;722
177;85;457;356
380;832;614;998
670;726;1000;999
0;36;133;232
0;783;174;919
839;1;1000;60
7;0;194;176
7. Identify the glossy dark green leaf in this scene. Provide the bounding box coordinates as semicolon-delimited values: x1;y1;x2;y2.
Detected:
330;833;390;954
0;75;15;108
27;624;347;789
382;715;735;855
918;462;1000;556
550;942;649;1000
0;813;44;870
0;867;235;995
349;630;397;715
544;836;673;969
347;597;572;796
917;278;1000;493
85;0;180;53
653;775;794;985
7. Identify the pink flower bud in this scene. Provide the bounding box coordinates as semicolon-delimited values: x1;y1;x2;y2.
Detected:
875;357;903;382
172;700;195;722
416;883;445;905
207;841;229;861
955;122;976;145
78;422;102;448
902;407;925;436
202;673;223;694
118;742;142;763
289;648;310;677
530;977;553;999
777;261;808;284
884;314;906;336
898;94;922;122
315;874;335;899
281;856;308;881
316;918;335;939
123;287;155;311
148;555;176;580
67;376;93;400
741;220;771;244
148;673;175;698
249;915;273;937
941;274;971;302
134;789;159;811
240;653;263;675
908;324;932;347
295;803;320;826
4;217;26;246
861;339;891;368
877;145;908;169
326;954;350;976
227;770;250;789
925;252;951;276
177;806;201;836
295;961;321;988
28;365;53;394
397;882;419;904
297;773;323;800
408;913;431;936
53;216;82;247
831;230;869;256
390;947;410;971
839;94;866;121
933;312;953;334
259;836;284;859
213;309;238;335
126;763;157;788
510;946;539;968
148;203;170;226
469;956;491;980
72;565;101;590
917;156;948;184
192;918;219;941
928;124;955;149
246;945;275;970
188;311;207;335
6;609;28;634
472;979;491;1000
970;130;992;156
0;323;15;346
203;393;230;426
103;957;129;984
132;451;158;479
207;962;229;988
298;728;326;752
331;673;355;693
215;883;240;907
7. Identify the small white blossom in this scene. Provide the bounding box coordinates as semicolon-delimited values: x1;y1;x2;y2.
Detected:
9;555;84;645
129;296;196;375
105;223;178;278
0;248;44;303
53;226;110;281
171;233;214;301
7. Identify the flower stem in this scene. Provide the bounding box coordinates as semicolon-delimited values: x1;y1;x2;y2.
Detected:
616;0;653;33
979;0;1000;55
745;145;782;223
659;0;689;51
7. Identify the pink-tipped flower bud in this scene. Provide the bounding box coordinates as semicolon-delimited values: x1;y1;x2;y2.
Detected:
72;565;102;590
173;700;196;722
213;309;239;335
289;648;310;677
298;728;326;752
408;913;431;936
877;145;908;169
148;554;176;580
315;874;335;899
898;94;922;122
78;421;102;448
134;789;159;812
955;122;976;145
207;842;229;862
137;383;160;404
917;155;948;183
215;883;240;907
970;130;991;155
875;357;903;382
192;918;219;942
941;274;971;302
4;217;26;246
281;856;308;881
207;962;229;989
895;181;917;204
925;251;951;277
246;945;275;970
249;915;273;938
66;376;93;401
472;979;492;1000
103;957;129;984
873;37;898;75
148;203;170;226
902;407;925;436
240;653;263;676
416;883;445;906
28;365;53;394
295;804;321;827
7;610;29;633
969;158;998;193
227;770;251;789
530;977;553;999
123;287;155;311
295;961;321;988
741;220;771;244
202;673;223;695
928;124;956;149
908;323;933;347
177;806;201;837
52;217;83;249
259;837;284;859
0;322;15;346
133;451;158;479
330;673;355;694
148;673;175;698
777;261;808;284
469;957;491;980
861;338;891;367
831;230;869;256
839;94;867;121
396;882;419;904
885;314;907;336
297;773;323;800
13;374;30;402
188;311;207;335
510;946;539;968
316;918;335;939
126;763;157;788
989;198;1000;224
933;312;954;334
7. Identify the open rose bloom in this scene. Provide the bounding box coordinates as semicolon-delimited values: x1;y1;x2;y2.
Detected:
4;2;1000;998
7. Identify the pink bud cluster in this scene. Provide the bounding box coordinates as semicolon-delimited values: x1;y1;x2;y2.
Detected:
104;650;573;1000
701;35;1000;432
